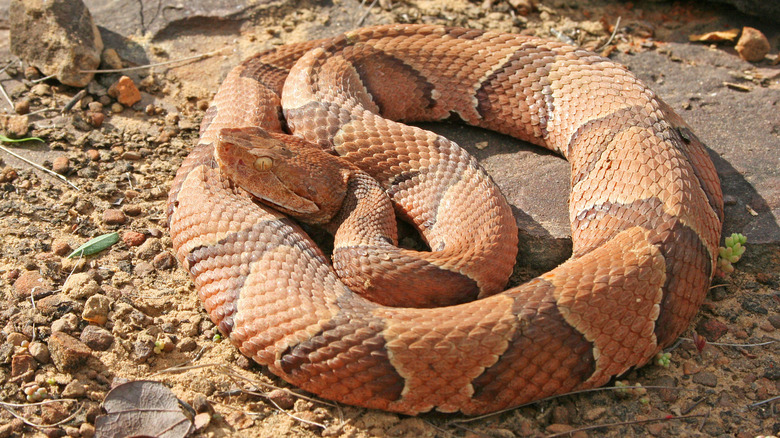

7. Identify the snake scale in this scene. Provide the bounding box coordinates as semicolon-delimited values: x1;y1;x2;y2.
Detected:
167;24;723;415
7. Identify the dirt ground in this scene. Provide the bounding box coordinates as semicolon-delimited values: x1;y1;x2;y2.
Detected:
0;0;778;437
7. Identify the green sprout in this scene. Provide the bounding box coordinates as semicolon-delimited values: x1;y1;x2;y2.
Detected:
656;352;671;368
717;233;747;274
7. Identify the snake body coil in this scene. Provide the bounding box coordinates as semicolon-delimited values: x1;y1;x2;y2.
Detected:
167;25;723;415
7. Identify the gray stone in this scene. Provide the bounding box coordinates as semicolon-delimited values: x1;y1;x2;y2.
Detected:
79;325;114;351
710;0;780;23
10;0;103;87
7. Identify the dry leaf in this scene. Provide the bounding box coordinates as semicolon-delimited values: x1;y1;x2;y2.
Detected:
95;381;193;438
689;28;740;43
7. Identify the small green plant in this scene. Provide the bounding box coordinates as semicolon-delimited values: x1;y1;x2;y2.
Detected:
212;333;222;342
718;233;746;274
614;381;648;399
153;340;164;355
656;352;671;368
23;384;48;402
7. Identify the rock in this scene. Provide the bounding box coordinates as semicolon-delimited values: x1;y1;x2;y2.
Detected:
51;240;71;256
9;0;103;87
696;319;729;341
51;313;80;333
0;114;30;138
692;371;718;387
122;204;143;216
62;272;101;300
6;332;29;346
735;27;770;62
28;341;50;364
79;423;95;438
37;294;77;317
14;98;31;115
101;48;123;69
61;380;87;398
108;76;141;107
48;332;92;372
152;251;176;270
103;208;127;225
82;294;112;325
13;270;52;300
136;239;162;260
266;389;295;410
710;0;780;23
769;314;780;329
52;156;71;175
122;231;146;246
133;261;155;276
11;353;37;379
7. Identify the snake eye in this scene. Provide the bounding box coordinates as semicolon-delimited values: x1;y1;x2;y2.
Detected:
254;157;273;171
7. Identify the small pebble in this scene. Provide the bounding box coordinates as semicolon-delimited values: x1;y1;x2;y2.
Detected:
692;371;718;387
62;380;87;398
108;76;141;107
86;149;101;161
51;313;80;333
52;156;71;175
7;332;30;346
122;204;143;216
134;261;155;276
51;240;71;256
122;230;146;246
13;270;51;299
80;325;114;351
11;353;37;379
28;341;50;364
80;423;96;438
48;332;93;372
14;98;31;115
62;272;101;299
111;102;124;113
82;294;112;325
88;101;103;112
152;251;176;270
768;314;780;329
736;27;770;62
103;208;127;225
267;389;296;410
101;48;123;69
88;111;104;128
122;151;142;161
30;83;51;96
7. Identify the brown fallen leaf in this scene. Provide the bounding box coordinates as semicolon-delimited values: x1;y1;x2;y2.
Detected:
689;28;740;43
95;380;193;438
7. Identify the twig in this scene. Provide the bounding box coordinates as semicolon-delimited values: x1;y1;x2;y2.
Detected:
24;108;60;117
0;60;16;76
0;80;14;112
680;337;776;348
30;74;56;84
545;413;706;438
748;395;780;408
80;48;229;74
356;0;379;27
596;16;622;52
62;89;87;113
0;399;82;430
0;144;79;190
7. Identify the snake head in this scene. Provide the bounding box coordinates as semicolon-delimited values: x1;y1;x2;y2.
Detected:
215;127;349;224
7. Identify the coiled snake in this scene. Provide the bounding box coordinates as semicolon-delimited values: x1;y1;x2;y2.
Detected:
167;24;723;415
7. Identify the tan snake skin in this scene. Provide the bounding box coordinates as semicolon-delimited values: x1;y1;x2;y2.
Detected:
167;24;724;415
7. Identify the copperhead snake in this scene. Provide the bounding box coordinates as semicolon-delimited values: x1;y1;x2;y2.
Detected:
167;24;724;415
